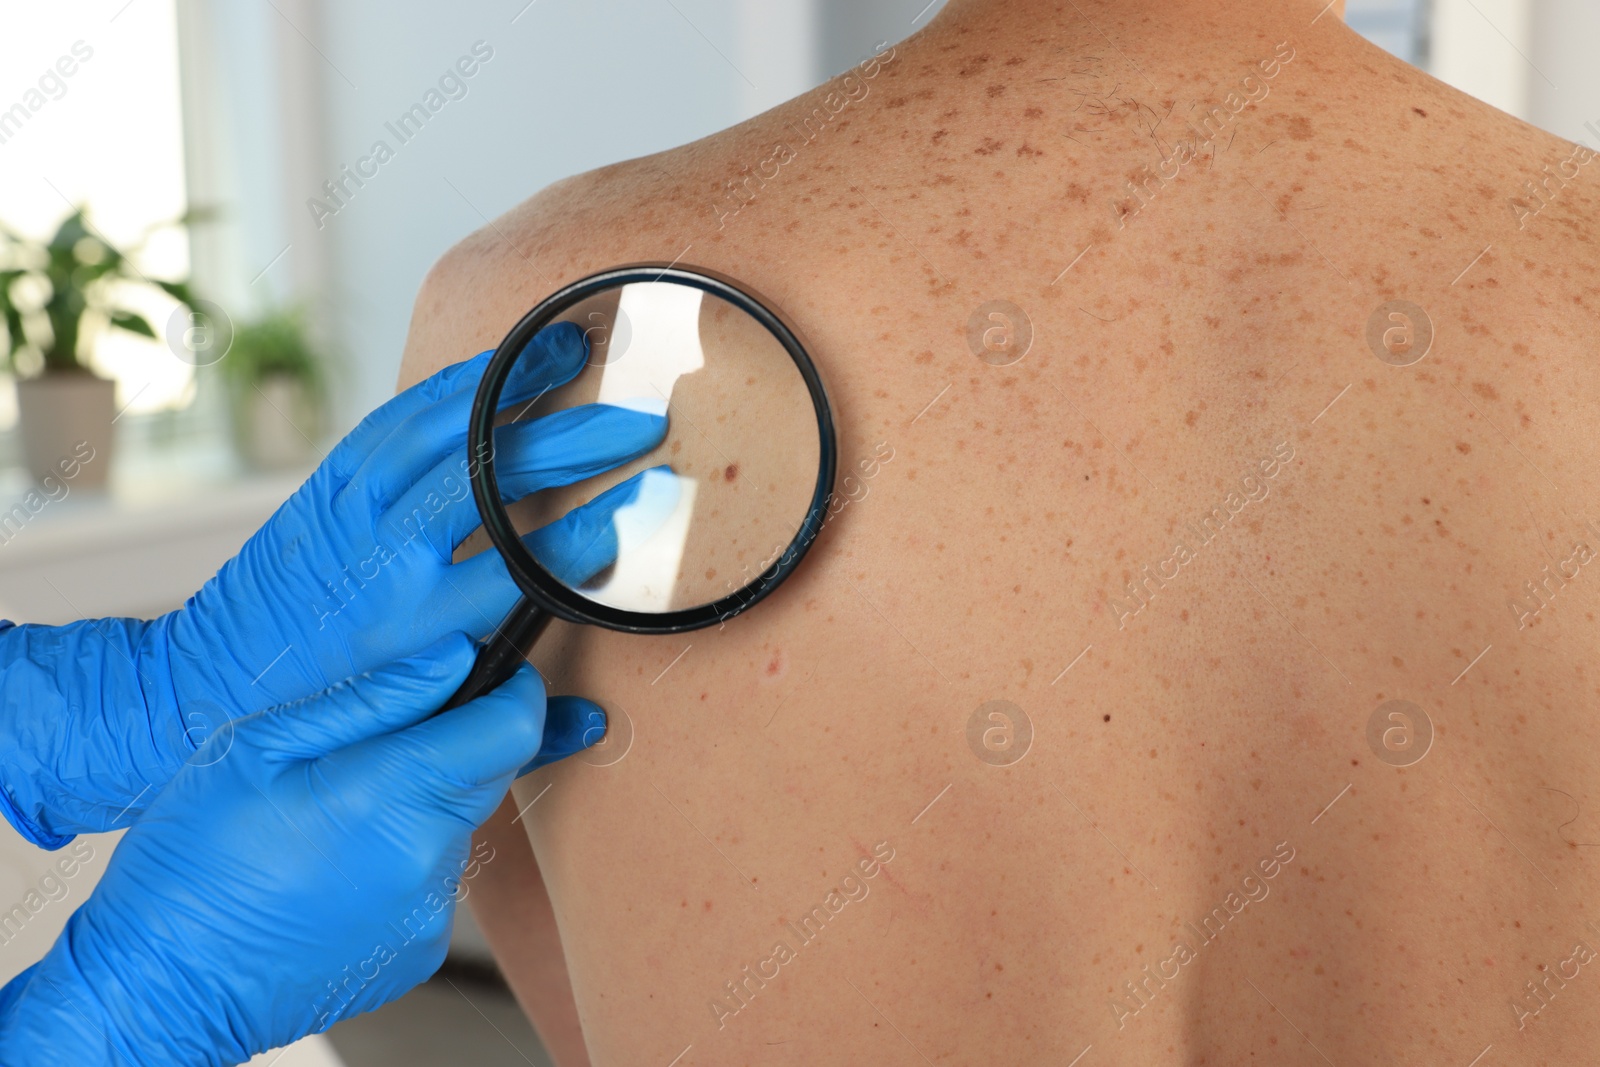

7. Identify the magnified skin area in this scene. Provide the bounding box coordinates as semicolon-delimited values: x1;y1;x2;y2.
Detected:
399;1;1600;1064
511;289;819;614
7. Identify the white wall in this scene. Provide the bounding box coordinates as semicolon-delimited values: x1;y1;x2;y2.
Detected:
1526;0;1600;145
181;0;833;440
817;0;945;78
1433;0;1534;118
1430;0;1600;145
1345;0;1429;64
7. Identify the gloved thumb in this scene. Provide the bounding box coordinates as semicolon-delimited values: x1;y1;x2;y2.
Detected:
519;695;608;776
364;660;550;794
304;659;554;835
245;633;478;760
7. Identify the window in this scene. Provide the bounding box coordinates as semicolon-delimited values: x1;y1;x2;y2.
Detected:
0;1;193;433
1347;0;1433;65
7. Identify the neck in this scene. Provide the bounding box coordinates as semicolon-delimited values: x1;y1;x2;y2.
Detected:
930;0;1345;28
916;0;1350;79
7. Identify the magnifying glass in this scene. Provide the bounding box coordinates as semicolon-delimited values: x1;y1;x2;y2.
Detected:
443;264;837;710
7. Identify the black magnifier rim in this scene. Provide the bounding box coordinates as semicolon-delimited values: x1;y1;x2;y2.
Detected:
469;263;838;635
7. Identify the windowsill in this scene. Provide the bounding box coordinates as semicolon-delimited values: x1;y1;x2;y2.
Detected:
0;446;313;624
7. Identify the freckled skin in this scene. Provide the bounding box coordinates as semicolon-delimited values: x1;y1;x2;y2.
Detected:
399;1;1600;1064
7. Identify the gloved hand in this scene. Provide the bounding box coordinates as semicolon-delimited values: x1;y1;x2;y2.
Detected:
0;635;595;1067
0;323;668;847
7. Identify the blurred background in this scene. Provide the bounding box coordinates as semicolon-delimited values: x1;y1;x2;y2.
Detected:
0;0;1593;1063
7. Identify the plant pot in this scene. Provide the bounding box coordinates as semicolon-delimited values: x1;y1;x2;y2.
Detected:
16;373;115;491
232;375;322;470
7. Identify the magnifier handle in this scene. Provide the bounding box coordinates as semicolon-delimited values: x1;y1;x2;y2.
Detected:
441;596;552;711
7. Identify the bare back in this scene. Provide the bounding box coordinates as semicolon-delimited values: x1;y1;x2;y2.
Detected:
399;2;1600;1062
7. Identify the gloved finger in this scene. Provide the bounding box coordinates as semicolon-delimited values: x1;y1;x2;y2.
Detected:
246;633;478;759
325;348;495;482
329;325;586;484
380;403;669;559
372;661;548;793
345;323;590;514
426;548;526;642
429;465;681;639
518;696;607;776
438;463;673;628
525;465;682;587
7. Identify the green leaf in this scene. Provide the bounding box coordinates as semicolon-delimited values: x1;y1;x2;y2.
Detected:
110;310;157;338
166;204;221;230
154;278;196;307
2;304;25;362
49;209;91;252
222;305;324;398
73;258;121;284
0;205;198;373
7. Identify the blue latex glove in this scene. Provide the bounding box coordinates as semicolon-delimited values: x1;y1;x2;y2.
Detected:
0;323;668;848
0;635;596;1067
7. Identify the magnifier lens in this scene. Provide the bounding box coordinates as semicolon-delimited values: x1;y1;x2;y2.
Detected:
505;278;823;617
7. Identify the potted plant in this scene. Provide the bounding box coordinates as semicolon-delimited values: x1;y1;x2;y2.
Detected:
0;207;195;490
220;307;326;470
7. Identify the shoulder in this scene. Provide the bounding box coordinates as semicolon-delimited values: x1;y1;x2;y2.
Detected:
396;163;639;391
395;163;678;391
395;133;755;392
